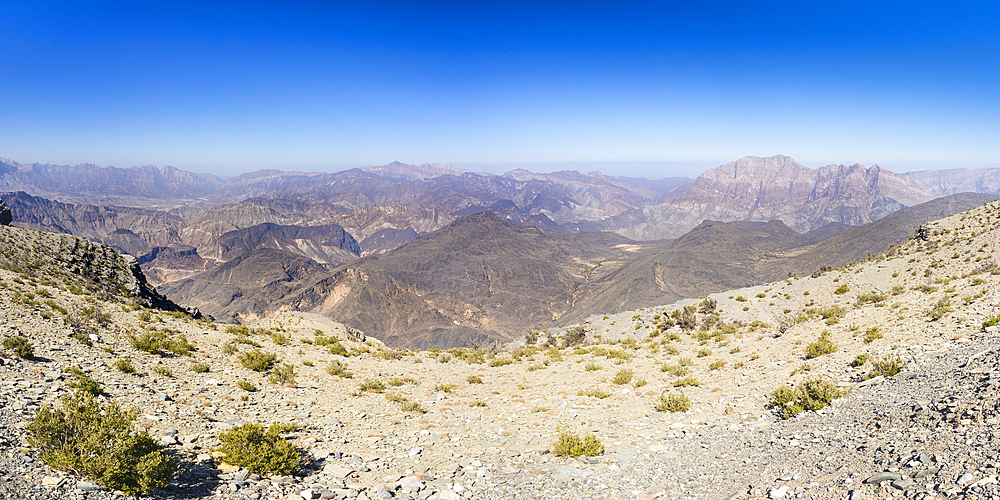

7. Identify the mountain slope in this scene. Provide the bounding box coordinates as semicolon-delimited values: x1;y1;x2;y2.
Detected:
159;248;325;323
607;155;934;240
270;212;638;348
559;192;1000;323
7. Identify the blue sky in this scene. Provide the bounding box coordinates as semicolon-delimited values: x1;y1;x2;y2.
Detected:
2;1;998;178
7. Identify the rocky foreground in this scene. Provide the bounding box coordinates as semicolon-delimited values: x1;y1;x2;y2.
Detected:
2;201;1000;500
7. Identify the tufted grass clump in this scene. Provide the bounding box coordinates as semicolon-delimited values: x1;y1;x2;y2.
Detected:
577;388;611;399
359;379;386;393
128;330;195;357
236;380;257;392
65;366;103;397
114;358;137;374
804;330;838;359
661;363;689;377
672;376;700;387
984;315;1000;331
768;377;847;419
216;423;300;475
268;363;296;386
191;362;210;373
655;391;691;413
27;392;178;495
862;355;907;380
239;350;277;372
611;368;633;385
863;327;883;344
466;375;483;384
326;360;353;378
551;426;604;458
2;336;33;358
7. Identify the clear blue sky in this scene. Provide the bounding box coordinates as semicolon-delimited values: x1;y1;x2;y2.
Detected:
2;1;998;178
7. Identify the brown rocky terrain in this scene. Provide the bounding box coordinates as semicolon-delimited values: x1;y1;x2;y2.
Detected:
2;197;1000;500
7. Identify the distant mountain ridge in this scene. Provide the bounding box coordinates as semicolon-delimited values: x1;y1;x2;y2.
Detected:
606;155;934;240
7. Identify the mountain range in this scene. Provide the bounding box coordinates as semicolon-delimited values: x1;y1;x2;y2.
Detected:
4;153;1000;346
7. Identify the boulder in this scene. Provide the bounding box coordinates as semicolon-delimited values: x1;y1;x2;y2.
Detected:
0;199;11;226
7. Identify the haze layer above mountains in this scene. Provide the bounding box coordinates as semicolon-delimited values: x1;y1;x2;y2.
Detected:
3;154;999;347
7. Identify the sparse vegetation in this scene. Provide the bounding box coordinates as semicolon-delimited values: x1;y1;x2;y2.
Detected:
863;326;883;344
27;392;178;495
672;376;700;387
768;377;847;419
114;358;137;374
577;388;612;399
268;363;296;386
2;336;33;358
863;355;907;380
191;362;210;373
239;349;277;372
611;368;633;385
927;297;952;321
655;391;691;412
326;360;353;378
804;330;838;359
551;426;604;457
466;375;483;384
216;423;300;475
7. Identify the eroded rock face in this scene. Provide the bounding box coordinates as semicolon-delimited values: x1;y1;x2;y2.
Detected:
0;198;11;226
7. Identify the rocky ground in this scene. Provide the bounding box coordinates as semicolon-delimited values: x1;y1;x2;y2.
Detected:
2;201;1000;500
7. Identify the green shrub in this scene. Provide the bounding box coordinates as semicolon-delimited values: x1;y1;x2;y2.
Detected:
655;391;691;412
27;392;178;495
128;331;194;356
768;377;847;419
435;383;456;393
661;363;689;377
400;401;426;413
268;363;296;386
466;375;483;384
834;284;850;295
927;297;952;321
114;358;137;374
863;355;906;379
239;350;277;372
850;353;869;367
709;360;726;370
984;314;1000;330
577;388;611;399
611;368;633;385
65;366;103;397
326;360;353;378
551;426;604;457
633;378;647;388
216;423;300;475
696;348;711;358
191;362;210;373
855;292;887;306
489;357;513;367
326;340;348;357
152;366;173;378
469;400;487;408
360;379;386;393
672;376;700;387
236;380;257;392
804;330;838;359
863;327;883;344
3;336;33;358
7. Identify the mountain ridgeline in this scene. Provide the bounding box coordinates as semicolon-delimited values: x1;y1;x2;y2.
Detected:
4;153;1000;347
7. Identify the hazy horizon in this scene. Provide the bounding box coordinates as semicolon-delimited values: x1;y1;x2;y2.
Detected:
3;2;998;178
